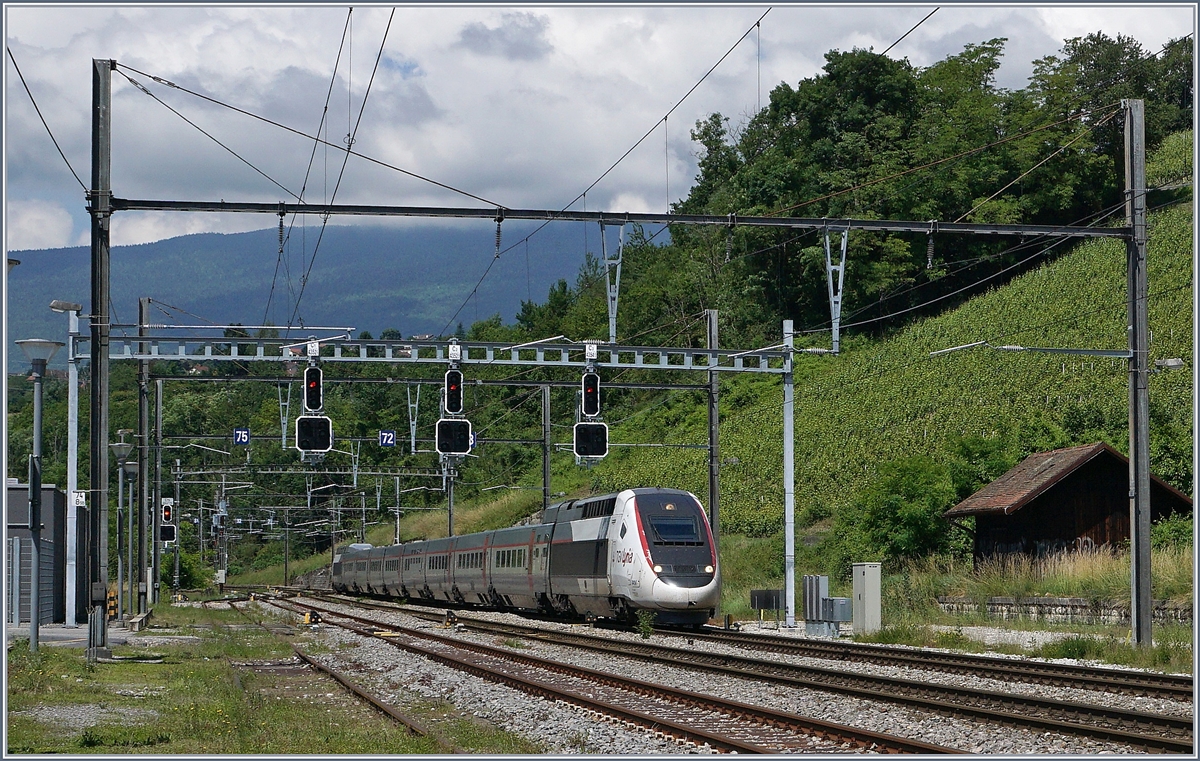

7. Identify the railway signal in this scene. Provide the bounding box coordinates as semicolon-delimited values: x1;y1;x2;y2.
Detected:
436;418;472;455
581;372;600;417
304;366;323;412
573;421;608;458
159;524;177;543
295;415;333;453
161;498;174;524
444;369;464;415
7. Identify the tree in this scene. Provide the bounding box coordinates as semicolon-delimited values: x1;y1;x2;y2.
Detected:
855;455;959;562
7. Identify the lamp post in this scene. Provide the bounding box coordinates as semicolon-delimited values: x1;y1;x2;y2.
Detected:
16;338;64;653
50;301;83;627
109;433;133;621
125;460;139;614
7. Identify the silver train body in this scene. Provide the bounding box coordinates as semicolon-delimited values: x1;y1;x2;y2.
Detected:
331;487;720;626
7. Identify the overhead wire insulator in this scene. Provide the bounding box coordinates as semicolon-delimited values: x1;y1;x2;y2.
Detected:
926;220;937;270
494;210;504;259
725;215;734;263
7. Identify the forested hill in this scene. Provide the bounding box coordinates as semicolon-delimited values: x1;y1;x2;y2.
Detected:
6;221;589;367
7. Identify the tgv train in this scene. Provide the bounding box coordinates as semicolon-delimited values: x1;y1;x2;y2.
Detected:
331;487;720;627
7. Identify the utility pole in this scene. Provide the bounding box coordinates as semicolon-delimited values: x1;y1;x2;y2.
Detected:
542;385;551;511
706;309;720;554
445;461;456;537
138;297;150;614
197;499;204;566
1124;99;1152;647
783;320;796;628
154;378;163;604
87;57;113;658
283;505;290;586
64;308;81;627
172;460;181;592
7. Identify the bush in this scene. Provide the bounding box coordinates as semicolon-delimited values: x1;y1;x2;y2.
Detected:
161;549;212;589
1151;513;1193;550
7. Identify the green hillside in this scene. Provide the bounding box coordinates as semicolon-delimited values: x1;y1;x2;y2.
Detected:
590;201;1193;541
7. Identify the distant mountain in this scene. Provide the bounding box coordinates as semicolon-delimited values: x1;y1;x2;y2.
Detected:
7;221;594;367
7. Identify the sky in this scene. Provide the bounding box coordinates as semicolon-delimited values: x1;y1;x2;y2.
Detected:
3;3;1195;252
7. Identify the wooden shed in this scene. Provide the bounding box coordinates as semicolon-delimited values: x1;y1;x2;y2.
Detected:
944;442;1192;560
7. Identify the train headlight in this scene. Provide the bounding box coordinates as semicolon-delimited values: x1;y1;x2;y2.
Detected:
705;565;714;573
652;564;663;573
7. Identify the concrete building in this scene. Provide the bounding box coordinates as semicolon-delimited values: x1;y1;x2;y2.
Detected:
6;482;87;624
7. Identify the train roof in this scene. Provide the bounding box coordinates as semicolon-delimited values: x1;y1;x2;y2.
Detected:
334;488;697;559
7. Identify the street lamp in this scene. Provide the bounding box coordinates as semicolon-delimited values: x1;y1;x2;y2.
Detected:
50;300;84;627
17;337;64;653
110;433;133;621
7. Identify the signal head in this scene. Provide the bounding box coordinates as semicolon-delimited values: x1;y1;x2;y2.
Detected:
303;366;324;411
573;421;608;458
295;415;333;452
444;369;464;415
436;418;472;455
581;371;600;418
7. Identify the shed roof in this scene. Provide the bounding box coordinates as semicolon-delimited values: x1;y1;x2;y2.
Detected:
944;442;1192;518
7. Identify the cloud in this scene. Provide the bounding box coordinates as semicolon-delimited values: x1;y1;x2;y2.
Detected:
4;5;1192;249
456;12;553;61
110;212;271;246
6;200;76;250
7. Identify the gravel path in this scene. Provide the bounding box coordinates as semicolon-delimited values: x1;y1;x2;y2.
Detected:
283;599;1190;754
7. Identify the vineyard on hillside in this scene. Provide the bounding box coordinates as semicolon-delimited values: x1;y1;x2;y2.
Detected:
593;200;1192;538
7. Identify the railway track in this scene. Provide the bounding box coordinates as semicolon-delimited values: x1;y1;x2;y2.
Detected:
200;599;464;752
298;594;1193;754
296;589;1192;702
260;596;963;754
675;623;1195;700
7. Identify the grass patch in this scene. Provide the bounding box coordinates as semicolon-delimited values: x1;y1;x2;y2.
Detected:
6;604;537;754
1032;626;1194;673
717;533;784;619
79;726;172;748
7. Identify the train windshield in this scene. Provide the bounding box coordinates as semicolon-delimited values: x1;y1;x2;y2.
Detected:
648;516;700;543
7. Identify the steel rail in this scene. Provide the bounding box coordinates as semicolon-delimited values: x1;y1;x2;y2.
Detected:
312;592;1193;700
302;595;1191;754
452;614;1194;753
677;625;1195;699
223;600;465;751
271;597;962;754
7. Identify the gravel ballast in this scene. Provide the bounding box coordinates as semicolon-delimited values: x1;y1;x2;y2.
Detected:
277;599;1190;754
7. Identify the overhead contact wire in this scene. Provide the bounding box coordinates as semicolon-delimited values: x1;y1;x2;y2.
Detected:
7;46;86;190
438;7;774;336
264;8;354;326
289;7;396;330
114;60;501;208
115;68;301;200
